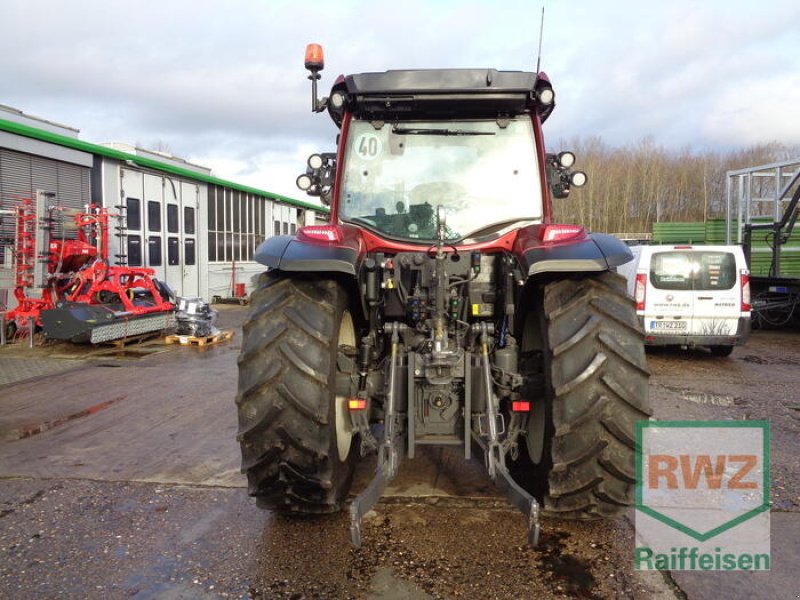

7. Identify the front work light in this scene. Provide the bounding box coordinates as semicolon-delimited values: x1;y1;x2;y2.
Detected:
570;171;588;187
558;151;576;168
308;154;324;169
537;87;554;106
330;92;346;109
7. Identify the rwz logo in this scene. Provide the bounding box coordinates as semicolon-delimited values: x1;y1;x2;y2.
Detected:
635;421;770;571
648;454;757;490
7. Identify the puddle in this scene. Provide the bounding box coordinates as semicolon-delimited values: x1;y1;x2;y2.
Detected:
5;395;127;440
658;383;740;407
683;391;736;407
741;354;800;366
88;347;172;360
536;531;601;599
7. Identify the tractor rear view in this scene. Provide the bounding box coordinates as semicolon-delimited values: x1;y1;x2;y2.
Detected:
236;45;651;546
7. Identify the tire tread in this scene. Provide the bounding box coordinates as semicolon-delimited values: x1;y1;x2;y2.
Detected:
543;272;652;519
236;273;355;514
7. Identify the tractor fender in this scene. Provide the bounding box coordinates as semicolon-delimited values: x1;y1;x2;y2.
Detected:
254;234;362;277
518;232;633;276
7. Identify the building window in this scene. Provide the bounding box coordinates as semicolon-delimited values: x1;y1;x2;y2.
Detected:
216;190;224;233
184;207;195;234
128;235;142;266
232;192;240;233
167;204;179;233
208;232;216;262
254;201;262;236
217;233;225;263
207;184;272;263
168;237;180;265
127;198;142;230
185;239;196;265
148;236;162;266
226;192;233;234
148;201;161;232
223;232;231;262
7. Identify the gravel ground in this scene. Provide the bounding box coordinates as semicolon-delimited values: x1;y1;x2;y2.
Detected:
0;478;261;599
252;505;667;600
646;331;800;512
0;478;669;600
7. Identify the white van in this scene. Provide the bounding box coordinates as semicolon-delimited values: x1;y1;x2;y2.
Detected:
617;245;751;356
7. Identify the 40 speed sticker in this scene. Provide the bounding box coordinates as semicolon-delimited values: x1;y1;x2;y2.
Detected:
354;132;383;160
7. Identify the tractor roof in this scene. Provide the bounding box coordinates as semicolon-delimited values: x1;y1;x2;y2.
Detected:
328;68;554;126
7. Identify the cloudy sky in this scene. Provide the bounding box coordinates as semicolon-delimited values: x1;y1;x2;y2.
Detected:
1;0;798;201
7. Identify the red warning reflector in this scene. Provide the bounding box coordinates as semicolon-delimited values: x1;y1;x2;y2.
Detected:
348;398;367;411
512;401;531;412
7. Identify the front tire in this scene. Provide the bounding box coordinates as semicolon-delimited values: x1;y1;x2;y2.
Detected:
236;272;358;513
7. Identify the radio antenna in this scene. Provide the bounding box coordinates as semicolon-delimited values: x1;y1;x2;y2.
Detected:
535;6;545;74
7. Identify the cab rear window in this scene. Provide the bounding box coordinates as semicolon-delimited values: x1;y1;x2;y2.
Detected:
650;251;736;291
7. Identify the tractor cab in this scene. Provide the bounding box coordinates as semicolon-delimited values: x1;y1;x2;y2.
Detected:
296;43;586;246
338;117;543;243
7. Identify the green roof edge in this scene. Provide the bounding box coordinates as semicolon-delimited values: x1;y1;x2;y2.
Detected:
0;117;329;214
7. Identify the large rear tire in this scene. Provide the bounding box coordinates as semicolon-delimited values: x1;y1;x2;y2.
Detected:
515;272;651;519
236;272;358;513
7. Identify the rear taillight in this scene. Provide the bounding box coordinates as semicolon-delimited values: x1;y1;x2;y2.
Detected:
635;273;647;311
540;224;586;243
740;271;751;313
297;225;342;243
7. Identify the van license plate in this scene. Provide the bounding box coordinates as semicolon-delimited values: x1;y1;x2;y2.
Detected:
650;321;687;330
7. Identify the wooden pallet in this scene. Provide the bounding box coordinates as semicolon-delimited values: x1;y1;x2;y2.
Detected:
165;330;234;348
211;295;249;306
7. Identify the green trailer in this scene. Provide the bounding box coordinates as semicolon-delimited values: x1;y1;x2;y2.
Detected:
725;159;800;327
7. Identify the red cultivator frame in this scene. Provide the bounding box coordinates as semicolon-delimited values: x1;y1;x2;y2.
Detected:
5;197;51;330
3;197;174;343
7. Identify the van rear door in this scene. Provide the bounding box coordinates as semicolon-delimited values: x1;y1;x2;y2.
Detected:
645;249;740;338
687;250;740;336
645;250;694;336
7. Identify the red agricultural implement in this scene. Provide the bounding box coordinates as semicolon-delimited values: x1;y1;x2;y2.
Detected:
3;196;174;344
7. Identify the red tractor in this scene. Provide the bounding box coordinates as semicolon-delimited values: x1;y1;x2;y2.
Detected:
4;199;174;344
236;45;652;546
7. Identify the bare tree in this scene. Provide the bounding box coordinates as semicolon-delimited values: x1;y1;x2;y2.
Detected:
553;139;799;234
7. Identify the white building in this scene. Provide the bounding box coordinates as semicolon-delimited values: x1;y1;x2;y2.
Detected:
0;105;327;310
